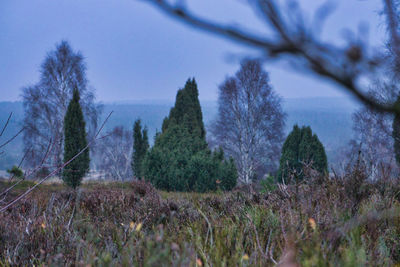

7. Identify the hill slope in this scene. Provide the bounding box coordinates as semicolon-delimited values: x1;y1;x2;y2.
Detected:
0;97;357;170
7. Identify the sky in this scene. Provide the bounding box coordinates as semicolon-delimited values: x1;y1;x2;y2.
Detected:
0;0;387;102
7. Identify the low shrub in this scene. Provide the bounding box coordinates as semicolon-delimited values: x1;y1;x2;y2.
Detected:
1;168;400;266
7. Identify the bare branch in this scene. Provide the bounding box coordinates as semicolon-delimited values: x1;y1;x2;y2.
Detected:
384;0;400;62
0;112;12;137
21;41;102;169
0;111;113;213
0;127;24;149
0;148;32;198
144;0;400;114
210;59;285;183
95;126;133;181
1;137;56;197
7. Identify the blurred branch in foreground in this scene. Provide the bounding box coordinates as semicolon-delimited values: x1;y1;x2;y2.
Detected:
144;0;400;114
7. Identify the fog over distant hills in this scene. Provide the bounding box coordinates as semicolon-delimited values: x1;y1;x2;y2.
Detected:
0;97;359;171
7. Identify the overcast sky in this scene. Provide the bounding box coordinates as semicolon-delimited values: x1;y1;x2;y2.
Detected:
0;0;387;102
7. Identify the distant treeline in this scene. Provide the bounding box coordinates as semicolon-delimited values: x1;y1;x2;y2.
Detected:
0;97;355;171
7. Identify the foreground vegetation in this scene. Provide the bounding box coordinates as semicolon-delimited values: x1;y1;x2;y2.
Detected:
1;165;400;266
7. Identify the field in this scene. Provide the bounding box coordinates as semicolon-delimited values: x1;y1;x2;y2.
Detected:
1;168;400;267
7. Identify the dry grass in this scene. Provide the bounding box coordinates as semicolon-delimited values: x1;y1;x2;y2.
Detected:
1;169;400;266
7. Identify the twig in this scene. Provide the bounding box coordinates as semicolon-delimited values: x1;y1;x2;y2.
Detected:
0;112;12;137
246;214;269;260
269;243;277;265
0;139;54;197
144;0;400;115
0;148;33;197
0;111;113;212
0;127;25;149
265;229;277;264
197;207;213;248
67;202;76;231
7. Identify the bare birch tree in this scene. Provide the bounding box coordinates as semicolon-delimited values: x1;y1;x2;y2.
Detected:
211;59;285;184
22;41;101;171
95;126;133;181
349;83;399;179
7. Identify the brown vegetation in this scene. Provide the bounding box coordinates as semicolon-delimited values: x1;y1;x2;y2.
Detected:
1;163;400;266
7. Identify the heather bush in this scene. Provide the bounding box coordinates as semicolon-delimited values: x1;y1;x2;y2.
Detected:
1;165;400;265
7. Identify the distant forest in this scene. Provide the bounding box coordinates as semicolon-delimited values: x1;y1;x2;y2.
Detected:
0;97;356;171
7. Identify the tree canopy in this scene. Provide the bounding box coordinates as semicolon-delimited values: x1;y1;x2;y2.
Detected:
277;125;327;183
210;59;285;184
22;40;100;170
143;78;237;192
62;89;90;189
132;119;149;179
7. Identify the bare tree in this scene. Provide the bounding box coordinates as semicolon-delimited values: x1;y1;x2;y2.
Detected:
22;40;101;171
95;126;133;181
210;59;285;184
144;0;400;115
348;83;399;179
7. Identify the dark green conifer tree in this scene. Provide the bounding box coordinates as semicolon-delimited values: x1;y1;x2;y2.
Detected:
132;119;149;179
162;78;206;139
298;126;314;163
143;78;237;192
277;125;327;183
277;125;302;182
62;89;90;189
310;134;328;173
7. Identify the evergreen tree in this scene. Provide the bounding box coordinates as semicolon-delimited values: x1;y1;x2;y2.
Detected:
143;78;237;192
132;119;149;179
298;126;314;163
393;95;400;166
277;125;302;182
162;78;206;139
311;134;328;173
277;125;327;183
62;89;90;189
